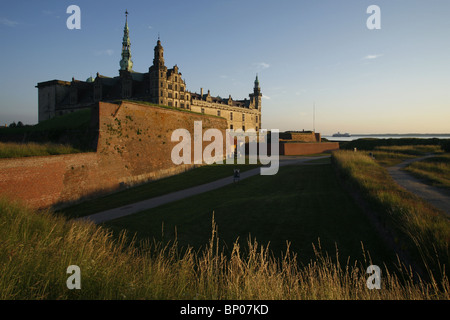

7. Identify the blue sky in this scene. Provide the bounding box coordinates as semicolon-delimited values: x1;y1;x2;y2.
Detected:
0;0;449;134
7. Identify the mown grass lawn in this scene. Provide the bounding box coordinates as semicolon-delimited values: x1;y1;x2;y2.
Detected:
59;163;261;218
102;163;395;267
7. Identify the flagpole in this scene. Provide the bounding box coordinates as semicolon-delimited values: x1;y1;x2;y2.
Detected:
313;102;315;133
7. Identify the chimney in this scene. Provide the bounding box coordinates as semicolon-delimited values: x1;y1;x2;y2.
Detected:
200;88;203;97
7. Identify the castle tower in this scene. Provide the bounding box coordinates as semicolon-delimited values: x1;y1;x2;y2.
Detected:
153;36;165;67
250;74;262;110
150;37;167;105
119;10;133;73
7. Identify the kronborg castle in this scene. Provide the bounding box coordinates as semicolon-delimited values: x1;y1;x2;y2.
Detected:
36;12;262;132
1;12;338;209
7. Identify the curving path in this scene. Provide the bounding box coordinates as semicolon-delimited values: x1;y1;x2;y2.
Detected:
79;155;330;224
387;155;450;217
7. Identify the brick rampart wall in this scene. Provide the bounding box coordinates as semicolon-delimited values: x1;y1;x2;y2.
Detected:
0;101;228;209
280;142;339;156
279;132;320;143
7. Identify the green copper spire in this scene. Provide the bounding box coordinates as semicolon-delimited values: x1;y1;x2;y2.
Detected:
120;10;133;72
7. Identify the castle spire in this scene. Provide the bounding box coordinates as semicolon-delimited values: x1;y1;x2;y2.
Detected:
251;73;262;110
254;73;260;89
120;10;133;72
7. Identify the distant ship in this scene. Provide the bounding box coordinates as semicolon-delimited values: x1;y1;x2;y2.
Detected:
332;132;351;137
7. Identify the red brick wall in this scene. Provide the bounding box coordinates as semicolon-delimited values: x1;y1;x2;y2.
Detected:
279;132;320;143
0;153;100;209
0;101;228;209
280;142;339;156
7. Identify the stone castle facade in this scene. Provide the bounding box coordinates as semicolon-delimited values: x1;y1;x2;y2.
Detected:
36;12;262;131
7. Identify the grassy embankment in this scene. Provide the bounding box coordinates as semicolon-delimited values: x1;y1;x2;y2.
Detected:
0;142;83;158
1;195;448;300
332;150;449;283
0;108;96;156
345;142;450;191
361;145;443;167
405;154;450;190
339;138;450;167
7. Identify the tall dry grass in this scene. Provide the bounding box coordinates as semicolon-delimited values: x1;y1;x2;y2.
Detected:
332;150;450;286
0;198;448;300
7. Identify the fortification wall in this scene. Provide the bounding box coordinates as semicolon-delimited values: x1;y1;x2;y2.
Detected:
279;132;320;143
0;101;228;209
280;142;339;156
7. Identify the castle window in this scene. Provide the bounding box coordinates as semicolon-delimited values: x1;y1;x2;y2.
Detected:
256;115;258;122
201;108;205;114
175;101;178;107
230;112;233;120
175;84;177;91
242;114;245;121
256;126;259;132
217;110;221;117
175;93;178;99
242;125;245;131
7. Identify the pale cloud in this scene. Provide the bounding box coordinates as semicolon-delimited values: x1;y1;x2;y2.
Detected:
42;10;60;19
0;18;18;27
363;54;383;60
254;62;270;70
262;95;271;100
94;49;114;56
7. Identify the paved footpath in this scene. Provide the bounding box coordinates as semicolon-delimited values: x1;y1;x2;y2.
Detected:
387;155;450;217
80;155;330;224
